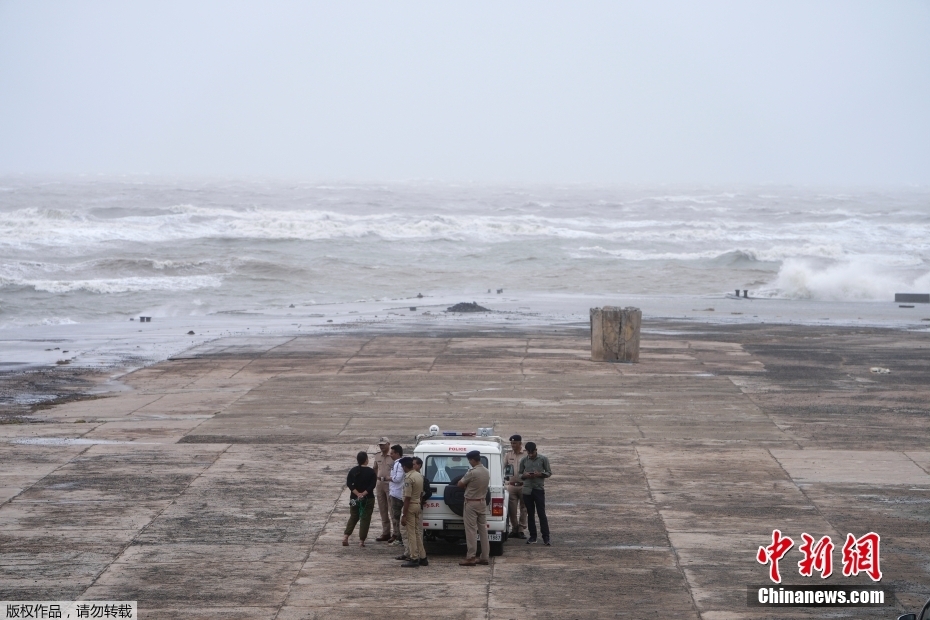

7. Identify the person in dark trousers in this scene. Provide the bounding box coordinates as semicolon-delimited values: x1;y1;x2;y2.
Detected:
387;444;406;549
343;450;377;547
371;437;395;542
519;441;552;545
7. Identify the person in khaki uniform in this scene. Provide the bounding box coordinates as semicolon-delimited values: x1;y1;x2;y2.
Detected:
396;456;430;565
504;434;528;539
458;450;490;566
399;457;427;567
371;437;395;542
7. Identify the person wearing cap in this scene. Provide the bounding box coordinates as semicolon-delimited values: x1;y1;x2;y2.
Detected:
387;445;406;549
396;456;431;565
519;441;551;545
399;457;427;567
457;450;490;566
503;434;528;539
371;437;395;542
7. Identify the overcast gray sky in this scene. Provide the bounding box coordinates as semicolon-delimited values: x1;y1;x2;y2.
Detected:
1;1;928;184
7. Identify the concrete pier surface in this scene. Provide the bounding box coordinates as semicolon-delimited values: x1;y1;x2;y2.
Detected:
2;321;930;619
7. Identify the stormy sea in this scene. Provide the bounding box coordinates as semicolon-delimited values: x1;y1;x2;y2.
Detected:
1;176;928;377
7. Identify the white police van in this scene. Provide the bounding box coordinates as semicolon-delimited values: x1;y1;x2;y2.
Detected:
414;425;510;556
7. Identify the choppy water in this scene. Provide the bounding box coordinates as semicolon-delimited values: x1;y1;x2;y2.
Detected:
1;177;929;328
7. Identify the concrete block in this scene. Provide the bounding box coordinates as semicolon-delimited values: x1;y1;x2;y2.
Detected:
590;306;641;363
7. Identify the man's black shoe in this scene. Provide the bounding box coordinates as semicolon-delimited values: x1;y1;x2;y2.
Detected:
419;558;429;566
543;539;551;546
526;537;537;544
513;531;527;539
401;560;420;568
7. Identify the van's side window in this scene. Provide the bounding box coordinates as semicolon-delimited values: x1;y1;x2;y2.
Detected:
425;455;489;483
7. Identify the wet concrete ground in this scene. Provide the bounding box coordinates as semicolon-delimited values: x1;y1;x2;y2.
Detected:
2;321;929;619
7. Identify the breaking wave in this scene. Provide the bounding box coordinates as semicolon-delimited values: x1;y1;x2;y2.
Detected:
0;206;619;246
2;202;926;249
760;259;930;301
1;275;223;294
1;180;929;325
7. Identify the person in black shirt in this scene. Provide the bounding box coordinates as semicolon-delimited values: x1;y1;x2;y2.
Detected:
343;451;377;547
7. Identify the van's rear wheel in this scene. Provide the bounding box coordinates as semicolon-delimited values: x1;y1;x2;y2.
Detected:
490;541;504;557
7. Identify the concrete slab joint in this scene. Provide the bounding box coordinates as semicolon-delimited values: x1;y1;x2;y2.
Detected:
5;325;930;617
590;306;641;363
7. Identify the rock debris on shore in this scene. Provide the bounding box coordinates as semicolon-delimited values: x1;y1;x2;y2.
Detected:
446;302;490;313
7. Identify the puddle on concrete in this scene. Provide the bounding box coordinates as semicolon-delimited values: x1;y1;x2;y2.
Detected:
89;376;133;395
6;393;59;405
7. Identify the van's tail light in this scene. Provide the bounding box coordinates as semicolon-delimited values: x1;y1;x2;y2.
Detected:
491;497;504;516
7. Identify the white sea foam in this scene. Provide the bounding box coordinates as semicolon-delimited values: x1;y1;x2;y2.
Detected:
1;206;626;245
3;201;925;248
571;246;767;262
572;244;923;266
0;179;928;330
2;275;224;294
760;258;930;301
37;317;79;325
0;257;229;278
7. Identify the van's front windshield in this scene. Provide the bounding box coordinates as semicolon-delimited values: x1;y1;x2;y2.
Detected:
425;455;489;483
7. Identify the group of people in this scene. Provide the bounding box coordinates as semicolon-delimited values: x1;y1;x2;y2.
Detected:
342;434;552;567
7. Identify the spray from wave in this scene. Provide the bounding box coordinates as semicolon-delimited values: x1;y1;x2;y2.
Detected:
1;179;929;328
760;258;930;301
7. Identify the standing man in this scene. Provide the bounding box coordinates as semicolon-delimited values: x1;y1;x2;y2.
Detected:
413;456;429;500
399;457;427;568
457;450;490;566
412;456;429;565
504;434;528;539
387;445;406;549
519;441;551;545
372;437;395;542
396;456;430;565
